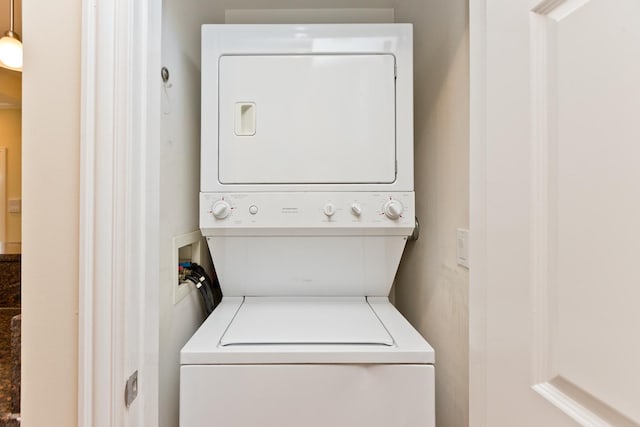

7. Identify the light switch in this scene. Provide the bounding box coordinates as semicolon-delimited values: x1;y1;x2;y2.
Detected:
456;228;469;268
8;199;21;214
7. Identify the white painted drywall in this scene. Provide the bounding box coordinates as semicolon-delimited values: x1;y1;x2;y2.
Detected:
158;6;207;427
21;0;80;424
393;1;470;426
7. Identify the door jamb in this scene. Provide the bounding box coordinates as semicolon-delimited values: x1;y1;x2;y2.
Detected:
469;0;488;426
78;0;161;425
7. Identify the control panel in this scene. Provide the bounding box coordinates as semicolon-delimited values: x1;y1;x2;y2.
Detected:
200;192;415;236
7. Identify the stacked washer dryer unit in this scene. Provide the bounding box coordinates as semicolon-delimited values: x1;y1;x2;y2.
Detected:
180;24;435;426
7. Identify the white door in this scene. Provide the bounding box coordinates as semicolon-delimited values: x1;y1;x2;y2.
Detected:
470;0;640;426
217;54;396;184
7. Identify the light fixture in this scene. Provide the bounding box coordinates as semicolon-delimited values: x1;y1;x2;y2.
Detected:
0;0;22;71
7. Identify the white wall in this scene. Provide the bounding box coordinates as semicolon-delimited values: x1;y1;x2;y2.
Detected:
21;0;80;424
393;1;470;426
158;5;207;427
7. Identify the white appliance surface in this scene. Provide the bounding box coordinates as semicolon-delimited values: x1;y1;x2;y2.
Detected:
221;297;393;346
207;236;407;297
200;191;415;297
200;191;416;235
201;24;414;193
180;363;435;427
186;24;432;427
218;54;396;185
181;297;434;365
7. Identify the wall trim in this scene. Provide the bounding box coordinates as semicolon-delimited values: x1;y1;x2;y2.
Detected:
469;0;487;425
79;0;161;425
78;0;97;423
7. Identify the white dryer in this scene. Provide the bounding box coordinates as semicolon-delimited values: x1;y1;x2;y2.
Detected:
181;24;435;427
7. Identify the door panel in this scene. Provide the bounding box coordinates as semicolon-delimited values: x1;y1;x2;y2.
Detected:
471;0;640;425
545;0;640;423
218;54;396;184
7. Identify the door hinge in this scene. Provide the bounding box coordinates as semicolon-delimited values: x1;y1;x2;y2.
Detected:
125;370;139;408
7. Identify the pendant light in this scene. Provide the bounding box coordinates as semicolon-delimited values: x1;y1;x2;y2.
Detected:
0;0;22;71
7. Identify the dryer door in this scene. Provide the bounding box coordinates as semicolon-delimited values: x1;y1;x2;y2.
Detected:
218;54;396;184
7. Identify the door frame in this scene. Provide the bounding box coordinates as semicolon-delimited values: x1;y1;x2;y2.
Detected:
78;0;161;425
469;0;487;425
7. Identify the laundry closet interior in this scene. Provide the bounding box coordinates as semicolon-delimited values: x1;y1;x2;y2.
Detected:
158;1;469;427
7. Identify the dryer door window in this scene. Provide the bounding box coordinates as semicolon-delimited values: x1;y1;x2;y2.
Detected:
218;54;396;184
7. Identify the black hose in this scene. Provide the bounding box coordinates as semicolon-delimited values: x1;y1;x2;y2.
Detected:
183;262;222;316
184;274;215;315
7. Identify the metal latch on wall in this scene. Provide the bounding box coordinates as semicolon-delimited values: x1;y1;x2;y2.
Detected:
125;370;139;408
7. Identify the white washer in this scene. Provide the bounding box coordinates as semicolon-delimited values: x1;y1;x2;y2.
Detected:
181;297;434;426
181;24;435;427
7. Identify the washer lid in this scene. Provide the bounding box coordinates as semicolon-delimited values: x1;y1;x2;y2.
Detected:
181;297;435;365
220;297;393;346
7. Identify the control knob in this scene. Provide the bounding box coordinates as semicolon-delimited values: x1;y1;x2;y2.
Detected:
323;203;336;218
383;199;403;220
351;203;362;217
211;200;231;219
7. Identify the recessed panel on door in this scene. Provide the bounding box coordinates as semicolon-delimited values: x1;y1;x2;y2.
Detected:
218;54;396;184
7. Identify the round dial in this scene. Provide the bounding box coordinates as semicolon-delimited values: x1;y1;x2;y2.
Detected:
351;203;362;217
383;199;403;220
211;200;231;219
323;202;336;217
